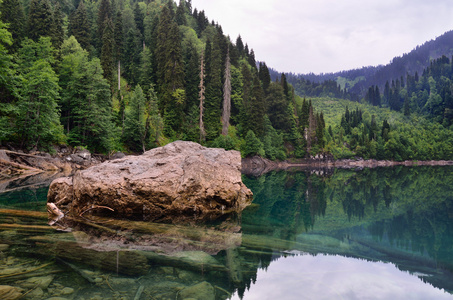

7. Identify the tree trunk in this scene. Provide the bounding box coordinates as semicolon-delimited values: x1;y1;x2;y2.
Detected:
221;50;231;136
199;53;206;143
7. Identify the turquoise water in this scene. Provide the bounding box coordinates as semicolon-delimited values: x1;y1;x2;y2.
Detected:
0;166;452;299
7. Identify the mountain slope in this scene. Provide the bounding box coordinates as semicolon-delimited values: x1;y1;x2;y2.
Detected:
283;30;453;98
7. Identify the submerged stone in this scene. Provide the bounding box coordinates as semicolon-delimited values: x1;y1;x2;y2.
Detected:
177;281;215;300
48;141;253;222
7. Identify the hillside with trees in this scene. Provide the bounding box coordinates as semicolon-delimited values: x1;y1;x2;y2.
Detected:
0;0;327;160
0;0;452;162
285;30;453;99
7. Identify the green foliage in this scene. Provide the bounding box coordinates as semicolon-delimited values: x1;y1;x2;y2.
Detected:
123;85;146;152
241;130;264;158
27;0;53;41
15;37;63;150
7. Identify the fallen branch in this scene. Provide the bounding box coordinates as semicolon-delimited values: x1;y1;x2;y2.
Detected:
79;206;115;217
56;257;95;284
0;262;53;279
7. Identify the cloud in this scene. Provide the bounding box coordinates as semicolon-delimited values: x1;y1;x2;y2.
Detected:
191;0;453;73
230;254;453;300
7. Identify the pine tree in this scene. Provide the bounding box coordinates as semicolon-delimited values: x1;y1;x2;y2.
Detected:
97;0;111;51
134;2;145;38
51;2;64;49
203;38;222;140
236;35;244;55
100;17;115;85
155;3;185;135
123;85;146;153
69;0;90;50
0;0;25;51
27;0;54;41
16;37;62;150
176;0;187;26
59;36;114;152
123;28;141;85
259;62;271;93
249;74;265;136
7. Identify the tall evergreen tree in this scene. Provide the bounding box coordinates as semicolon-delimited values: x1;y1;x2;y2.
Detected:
100;17;115;85
69;0;90;50
249;74;265;136
176;0;187;26
59;36;114;152
123;85;146;153
155;3;185;135
16;37;62;150
51;2;64;49
96;0;111;51
203;38;222;140
0;0;25;51
27;0;54;41
134;2;144;38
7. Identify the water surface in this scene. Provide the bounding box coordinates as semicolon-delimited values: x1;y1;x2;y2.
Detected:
0;166;452;299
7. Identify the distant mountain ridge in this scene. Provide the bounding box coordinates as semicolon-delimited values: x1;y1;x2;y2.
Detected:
278;30;453;98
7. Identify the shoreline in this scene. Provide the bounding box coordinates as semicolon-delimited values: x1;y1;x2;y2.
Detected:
241;156;453;176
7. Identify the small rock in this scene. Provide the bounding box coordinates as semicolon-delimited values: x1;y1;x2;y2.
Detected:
27;287;44;298
46;298;68;300
0;285;22;300
0;244;9;251
110;152;125;160
177;281;215;300
61;287;74;295
19;275;54;290
94;277;103;283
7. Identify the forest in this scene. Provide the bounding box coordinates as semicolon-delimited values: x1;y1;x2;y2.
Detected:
0;0;452;161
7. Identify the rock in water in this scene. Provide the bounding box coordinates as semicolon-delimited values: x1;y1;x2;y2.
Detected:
48;141;253;222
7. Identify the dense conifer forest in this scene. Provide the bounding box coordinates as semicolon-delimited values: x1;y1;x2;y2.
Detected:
0;0;452;161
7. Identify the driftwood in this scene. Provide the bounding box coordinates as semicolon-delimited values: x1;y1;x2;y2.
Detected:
0;209;48;220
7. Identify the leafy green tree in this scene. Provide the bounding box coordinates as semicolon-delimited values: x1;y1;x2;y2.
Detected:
16;37;63;150
59;36;115;152
0;11;16;144
27;0;54;41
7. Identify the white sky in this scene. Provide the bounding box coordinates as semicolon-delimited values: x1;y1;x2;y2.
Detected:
190;0;453;74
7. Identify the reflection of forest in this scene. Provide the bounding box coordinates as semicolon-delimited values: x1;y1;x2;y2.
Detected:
1;167;453;299
236;166;453;296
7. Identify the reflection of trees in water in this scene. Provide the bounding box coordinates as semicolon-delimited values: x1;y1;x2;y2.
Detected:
368;196;453;269
242;171;328;239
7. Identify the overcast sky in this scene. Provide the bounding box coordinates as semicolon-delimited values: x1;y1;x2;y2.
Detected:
190;0;453;74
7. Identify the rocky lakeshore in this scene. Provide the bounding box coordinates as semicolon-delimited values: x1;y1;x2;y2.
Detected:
241;155;453;176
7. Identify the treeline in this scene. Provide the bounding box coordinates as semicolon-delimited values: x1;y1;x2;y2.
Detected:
364;55;453;127
0;0;325;158
320;103;453;161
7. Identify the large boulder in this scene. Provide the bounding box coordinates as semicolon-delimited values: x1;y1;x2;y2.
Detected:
47;141;253;222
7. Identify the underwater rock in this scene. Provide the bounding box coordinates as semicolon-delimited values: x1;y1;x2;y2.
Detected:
177;281;215;300
18;275;54;290
0;285;22;300
48;141;253;222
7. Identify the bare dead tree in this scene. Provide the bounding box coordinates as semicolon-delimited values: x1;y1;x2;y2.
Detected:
221;49;231;136
199;52;206;143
